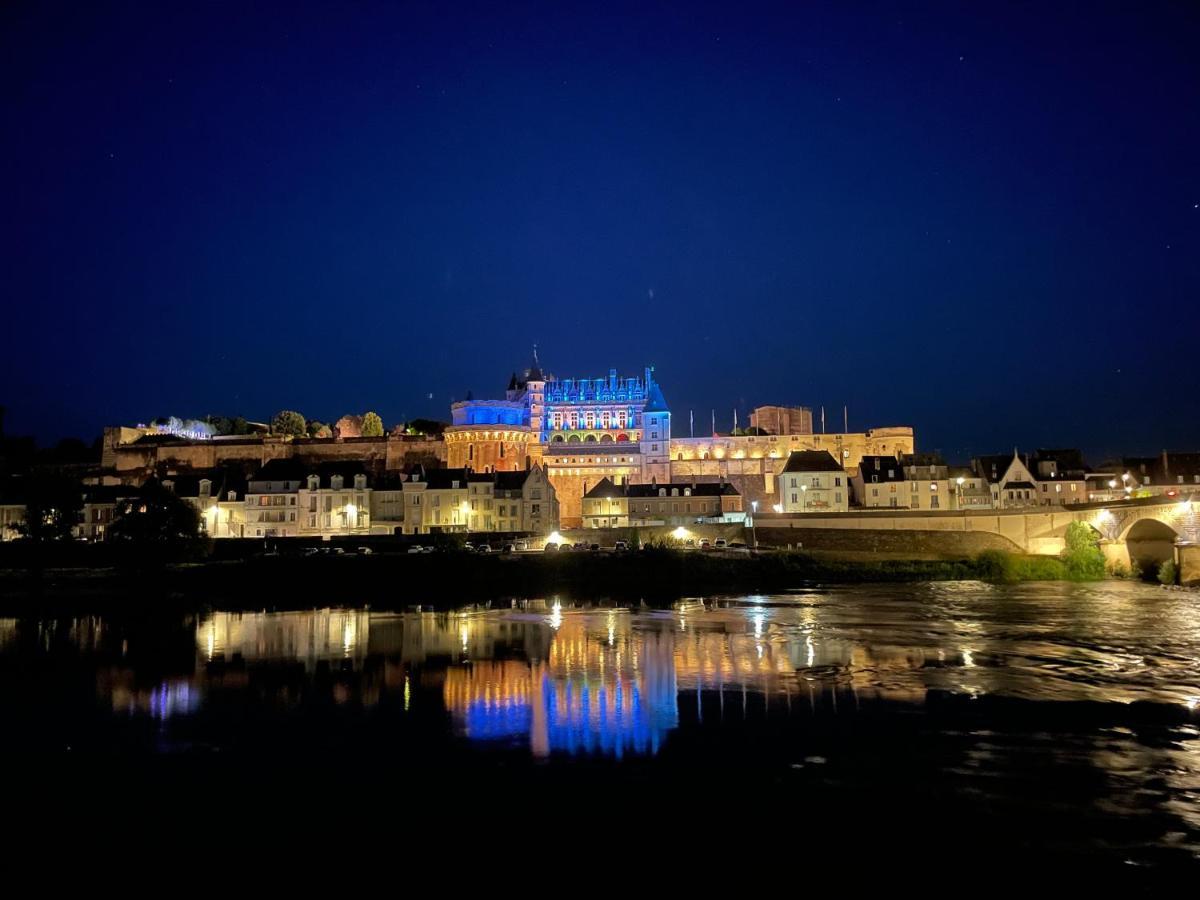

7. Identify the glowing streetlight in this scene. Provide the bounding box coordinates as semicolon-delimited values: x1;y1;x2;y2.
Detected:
749;500;758;548
345;503;356;535
800;484;808;512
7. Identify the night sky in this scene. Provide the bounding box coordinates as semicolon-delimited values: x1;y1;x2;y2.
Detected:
3;1;1198;463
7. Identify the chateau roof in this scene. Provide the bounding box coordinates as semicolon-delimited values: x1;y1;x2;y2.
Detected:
643;381;669;413
781;450;844;473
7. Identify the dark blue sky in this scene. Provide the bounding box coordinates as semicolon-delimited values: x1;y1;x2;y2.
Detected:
3;1;1198;462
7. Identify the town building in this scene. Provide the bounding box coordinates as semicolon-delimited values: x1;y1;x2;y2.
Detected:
298;463;371;538
1116;452;1200;499
851;455;906;508
398;465;557;535
581;478;742;529
244;459;305;538
972;451;1040;509
161;469;248;539
776;450;848;513
1029;449;1091;506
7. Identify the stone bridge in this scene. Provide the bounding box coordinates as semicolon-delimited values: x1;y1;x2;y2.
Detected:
755;495;1200;566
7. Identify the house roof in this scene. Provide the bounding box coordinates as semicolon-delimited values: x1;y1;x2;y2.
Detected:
972;453;1019;483
250;458;308;481
858;455;904;482
584;477;738;499
781;450;844;473
410;467;474;490
494;470;532;491
1032;448;1088;472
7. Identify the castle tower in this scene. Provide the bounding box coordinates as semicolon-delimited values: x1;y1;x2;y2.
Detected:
639;367;671;483
526;346;546;438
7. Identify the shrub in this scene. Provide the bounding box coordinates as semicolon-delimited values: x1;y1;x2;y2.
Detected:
974;549;1018;584
1060;522;1106;581
1158;560;1177;586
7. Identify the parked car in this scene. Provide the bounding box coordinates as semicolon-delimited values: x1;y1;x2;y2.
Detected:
357;547;373;555
714;539;728;549
407;545;425;554
589;543;600;551
502;543;515;553
477;544;493;554
544;542;560;552
514;540;529;551
463;542;475;552
421;545;436;554
613;540;628;552
700;539;712;550
303;547;320;557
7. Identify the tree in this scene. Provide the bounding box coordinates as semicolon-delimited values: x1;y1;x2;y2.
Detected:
11;473;83;542
108;479;201;545
1061;521;1106;581
361;411;384;437
334;414;363;439
307;420;328;438
272;410;307;437
403;418;447;437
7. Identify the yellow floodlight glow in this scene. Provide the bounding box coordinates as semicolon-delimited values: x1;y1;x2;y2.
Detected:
671;526;690;540
547;531;564;545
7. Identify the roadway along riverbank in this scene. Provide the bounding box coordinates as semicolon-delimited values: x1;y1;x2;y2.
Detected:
0;546;1120;615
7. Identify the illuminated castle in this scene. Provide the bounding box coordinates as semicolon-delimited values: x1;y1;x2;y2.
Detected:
446;350;672;520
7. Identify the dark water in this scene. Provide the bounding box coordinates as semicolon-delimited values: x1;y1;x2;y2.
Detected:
3;580;1199;869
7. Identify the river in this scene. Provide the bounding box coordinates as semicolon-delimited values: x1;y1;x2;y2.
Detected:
1;579;1198;868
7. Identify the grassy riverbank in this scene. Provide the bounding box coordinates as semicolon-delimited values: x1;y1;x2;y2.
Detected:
0;546;1104;614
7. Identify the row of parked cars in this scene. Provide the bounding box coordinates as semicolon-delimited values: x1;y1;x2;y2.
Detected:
406;541;532;555
543;540;630;553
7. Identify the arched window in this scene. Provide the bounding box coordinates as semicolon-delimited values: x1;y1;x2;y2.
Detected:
585;434;597;443
601;411;610;429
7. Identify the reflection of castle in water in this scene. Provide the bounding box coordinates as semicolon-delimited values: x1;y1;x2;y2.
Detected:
442;614;678;758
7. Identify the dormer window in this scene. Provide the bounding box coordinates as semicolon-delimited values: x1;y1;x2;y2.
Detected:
226;491;237;502
671;488;679;497
331;475;344;490
658;488;666;497
307;475;319;491
199;479;212;496
684;487;691;496
354;474;366;490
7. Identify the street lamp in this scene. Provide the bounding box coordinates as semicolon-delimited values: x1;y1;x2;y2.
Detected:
345;503;356;536
955;476;965;510
750;500;758;548
800;484;808;512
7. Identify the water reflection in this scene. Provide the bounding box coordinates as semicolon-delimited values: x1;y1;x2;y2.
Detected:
4;581;1198;862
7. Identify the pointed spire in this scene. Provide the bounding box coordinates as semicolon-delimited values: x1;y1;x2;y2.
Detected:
527;344;543;381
